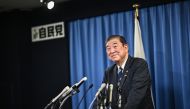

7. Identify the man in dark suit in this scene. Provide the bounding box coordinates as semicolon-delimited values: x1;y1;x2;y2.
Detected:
95;35;154;109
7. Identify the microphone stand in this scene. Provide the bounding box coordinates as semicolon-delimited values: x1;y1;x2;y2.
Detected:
76;84;93;109
58;88;80;109
88;97;96;109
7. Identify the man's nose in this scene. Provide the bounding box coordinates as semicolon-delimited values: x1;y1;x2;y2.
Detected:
110;48;116;53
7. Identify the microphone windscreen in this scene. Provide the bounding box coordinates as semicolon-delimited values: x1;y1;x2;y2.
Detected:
83;77;87;81
89;84;93;89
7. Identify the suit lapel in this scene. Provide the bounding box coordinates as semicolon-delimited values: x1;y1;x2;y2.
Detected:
112;65;118;85
119;55;132;88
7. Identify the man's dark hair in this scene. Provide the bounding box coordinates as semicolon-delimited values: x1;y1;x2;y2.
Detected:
105;35;127;45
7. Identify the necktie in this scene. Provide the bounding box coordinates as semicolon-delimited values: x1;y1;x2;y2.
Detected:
118;67;123;81
117;67;123;108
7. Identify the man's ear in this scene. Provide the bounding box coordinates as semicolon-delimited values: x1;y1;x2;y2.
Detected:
124;44;128;48
124;44;129;51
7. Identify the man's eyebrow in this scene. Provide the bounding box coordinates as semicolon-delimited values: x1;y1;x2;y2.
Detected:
113;42;118;45
106;41;119;47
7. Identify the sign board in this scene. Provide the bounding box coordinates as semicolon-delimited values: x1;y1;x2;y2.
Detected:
31;22;65;42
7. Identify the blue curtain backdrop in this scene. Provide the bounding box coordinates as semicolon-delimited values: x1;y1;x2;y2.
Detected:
69;1;190;109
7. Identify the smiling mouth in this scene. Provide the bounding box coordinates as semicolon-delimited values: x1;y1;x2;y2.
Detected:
111;55;118;58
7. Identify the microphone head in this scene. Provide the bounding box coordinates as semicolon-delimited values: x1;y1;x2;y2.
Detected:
101;83;106;88
83;77;87;81
109;84;113;88
95;83;106;97
64;86;70;91
89;84;93;89
73;77;88;89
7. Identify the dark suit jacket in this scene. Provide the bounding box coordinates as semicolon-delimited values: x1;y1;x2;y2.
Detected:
102;55;154;109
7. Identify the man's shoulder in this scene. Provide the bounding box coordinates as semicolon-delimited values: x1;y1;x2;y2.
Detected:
130;56;147;64
127;56;148;69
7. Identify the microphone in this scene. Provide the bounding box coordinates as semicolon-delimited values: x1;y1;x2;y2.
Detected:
76;84;93;109
72;77;88;89
108;84;113;103
59;77;88;100
95;83;106;97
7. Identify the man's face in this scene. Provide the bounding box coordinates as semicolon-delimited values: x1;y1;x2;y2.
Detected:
106;38;128;63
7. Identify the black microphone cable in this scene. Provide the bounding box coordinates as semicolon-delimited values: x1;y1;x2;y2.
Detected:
76;83;93;109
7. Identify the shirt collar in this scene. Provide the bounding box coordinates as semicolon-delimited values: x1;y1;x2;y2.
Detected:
117;57;128;71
